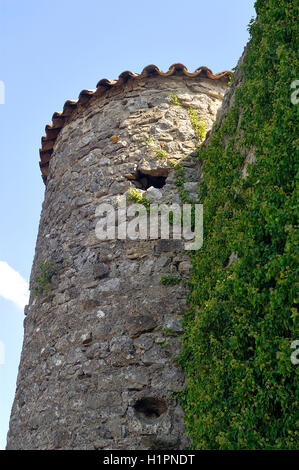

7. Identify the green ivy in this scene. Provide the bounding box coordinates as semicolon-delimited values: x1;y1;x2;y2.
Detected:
127;188;151;211
170;92;181;106
186;107;206;145
33;259;59;296
175;164;193;204
227;72;234;86
170;93;206;145
144;138;177;166
160;275;181;285
180;0;299;450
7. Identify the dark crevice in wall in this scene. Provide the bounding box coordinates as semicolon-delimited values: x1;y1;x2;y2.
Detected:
129;170;167;189
134;397;167;422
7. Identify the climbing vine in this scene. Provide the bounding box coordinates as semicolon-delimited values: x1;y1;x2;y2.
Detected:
127;187;150;211
160;274;181;285
33;259;59;296
170;92;206;145
144;138;177;166
179;0;299;450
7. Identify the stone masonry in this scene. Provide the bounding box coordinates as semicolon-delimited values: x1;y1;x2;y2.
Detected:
7;66;229;449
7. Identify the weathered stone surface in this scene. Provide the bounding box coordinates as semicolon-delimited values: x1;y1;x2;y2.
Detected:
126;314;157;339
7;72;227;450
93;263;110;279
146;187;163;202
138;158;170;177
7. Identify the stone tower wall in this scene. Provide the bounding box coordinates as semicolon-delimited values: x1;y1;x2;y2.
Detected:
7;69;228;449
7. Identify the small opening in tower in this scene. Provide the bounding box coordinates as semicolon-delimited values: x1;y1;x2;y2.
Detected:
134;397;167;422
128;170;167;190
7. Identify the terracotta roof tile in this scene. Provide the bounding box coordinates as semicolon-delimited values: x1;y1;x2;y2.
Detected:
39;63;231;183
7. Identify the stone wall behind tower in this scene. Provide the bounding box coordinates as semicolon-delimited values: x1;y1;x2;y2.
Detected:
7;72;228;449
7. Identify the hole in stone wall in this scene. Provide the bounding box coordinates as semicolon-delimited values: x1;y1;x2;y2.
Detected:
131;170;167;190
134;397;167;422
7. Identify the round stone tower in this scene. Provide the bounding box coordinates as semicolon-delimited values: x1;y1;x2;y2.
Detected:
7;64;230;450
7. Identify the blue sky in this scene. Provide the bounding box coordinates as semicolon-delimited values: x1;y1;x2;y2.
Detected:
0;0;256;449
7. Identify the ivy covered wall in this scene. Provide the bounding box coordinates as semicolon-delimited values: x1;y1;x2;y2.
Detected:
180;0;298;449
